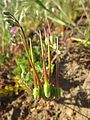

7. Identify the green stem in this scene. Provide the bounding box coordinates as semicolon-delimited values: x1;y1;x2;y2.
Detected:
48;39;51;82
43;61;48;83
30;39;37;88
56;37;59;87
39;31;48;83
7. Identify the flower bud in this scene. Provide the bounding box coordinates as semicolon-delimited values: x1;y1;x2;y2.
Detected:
44;83;51;98
33;87;40;99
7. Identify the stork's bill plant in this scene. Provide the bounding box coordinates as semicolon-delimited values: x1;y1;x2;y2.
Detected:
3;11;61;99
